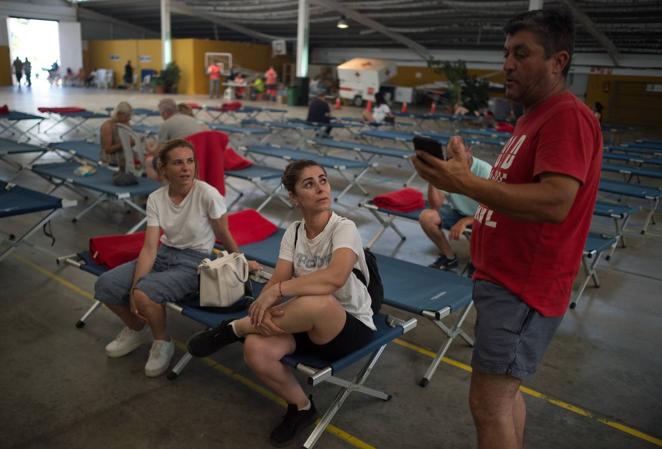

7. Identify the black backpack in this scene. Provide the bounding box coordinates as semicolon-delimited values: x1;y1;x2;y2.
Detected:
294;222;383;314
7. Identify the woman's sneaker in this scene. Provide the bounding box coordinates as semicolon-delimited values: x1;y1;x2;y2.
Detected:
144;339;175;377
187;320;241;357
429;254;458;271
105;326;150;358
270;397;318;447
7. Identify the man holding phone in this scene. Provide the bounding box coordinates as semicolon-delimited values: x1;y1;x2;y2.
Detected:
417;141;492;270
412;8;601;449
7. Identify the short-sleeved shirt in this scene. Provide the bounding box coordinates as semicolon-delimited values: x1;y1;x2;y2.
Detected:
372;104;391;124
146;180;227;254
265;68;278;86
158;113;208;143
278;213;375;330
471;91;603;317
447;156;492;217
208;65;221;80
306;97;331;123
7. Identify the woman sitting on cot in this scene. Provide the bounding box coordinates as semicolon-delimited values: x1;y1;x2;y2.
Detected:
187;159;376;447
99;101;133;168
94;139;261;378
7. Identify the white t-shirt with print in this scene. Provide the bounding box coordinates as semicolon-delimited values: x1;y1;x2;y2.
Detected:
146;180;227;253
372;104;392;124
278;212;375;330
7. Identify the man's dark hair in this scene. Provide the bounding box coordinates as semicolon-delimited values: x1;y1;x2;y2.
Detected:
504;7;575;77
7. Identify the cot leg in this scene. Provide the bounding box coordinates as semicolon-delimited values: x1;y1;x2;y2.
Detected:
0;209;61;262
570;254;600;309
641;197;659;234
420;302;474;387
302;346;389;449
365;208;406;249
128;217;148;234
76;300;102;328
73;195;107;223
167;352;193;380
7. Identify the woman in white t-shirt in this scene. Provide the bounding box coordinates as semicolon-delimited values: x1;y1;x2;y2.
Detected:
187;160;376;447
362;91;394;124
94;139;260;378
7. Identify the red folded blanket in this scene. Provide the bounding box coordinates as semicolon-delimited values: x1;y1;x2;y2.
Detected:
0;105;9;115
225;147;253;171
372;188;425;213
221;101;242;112
227;209;278;246
90;231;160;269
185;102;202;110
496;122;514;133
37;106;86;113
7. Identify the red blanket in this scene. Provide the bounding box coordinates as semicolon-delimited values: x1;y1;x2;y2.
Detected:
227;209;278;246
496;122;514;133
89;232;156;268
372;188;425;213
186;131;227;195
221;101;243;112
0;105;9;115
225;147;253;171
37;106;85;113
185;102;202;110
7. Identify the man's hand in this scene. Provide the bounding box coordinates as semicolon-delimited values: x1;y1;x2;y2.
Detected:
449;222;468;240
129;291;147;323
411;136;472;194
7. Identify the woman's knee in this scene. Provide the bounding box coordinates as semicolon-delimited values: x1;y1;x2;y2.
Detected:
419;209;440;229
244;335;283;372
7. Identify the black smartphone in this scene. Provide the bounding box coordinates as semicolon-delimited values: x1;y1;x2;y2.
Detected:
413;136;446;160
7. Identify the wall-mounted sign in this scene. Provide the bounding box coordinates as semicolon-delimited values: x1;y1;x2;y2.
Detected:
109;54;120;61
139;55;152;63
646;84;662;93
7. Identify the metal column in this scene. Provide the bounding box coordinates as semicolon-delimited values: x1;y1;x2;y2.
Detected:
161;0;172;67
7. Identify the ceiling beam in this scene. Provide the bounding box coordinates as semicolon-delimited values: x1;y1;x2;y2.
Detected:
559;0;621;66
77;6;160;37
170;1;294;41
309;0;432;60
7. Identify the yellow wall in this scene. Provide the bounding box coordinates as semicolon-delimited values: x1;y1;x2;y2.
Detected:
87;38;294;95
0;46;11;86
587;73;662;127
388;66;504;88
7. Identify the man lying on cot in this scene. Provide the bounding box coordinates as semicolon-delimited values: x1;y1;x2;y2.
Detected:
419;143;492;271
187;160;377;447
93;139;261;378
99;101;133;168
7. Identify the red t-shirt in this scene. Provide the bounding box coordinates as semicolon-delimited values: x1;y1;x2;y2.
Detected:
471;91;603;317
208;65;220;80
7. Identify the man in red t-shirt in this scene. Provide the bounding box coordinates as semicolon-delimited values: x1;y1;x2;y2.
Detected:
412;8;601;449
208;63;221;99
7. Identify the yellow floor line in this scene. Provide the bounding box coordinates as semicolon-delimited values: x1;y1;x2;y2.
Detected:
15;254;661;448
14;254;374;449
394;338;662;447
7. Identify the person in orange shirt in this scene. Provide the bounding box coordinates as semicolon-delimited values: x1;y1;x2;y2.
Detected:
208;63;221;99
265;66;278;101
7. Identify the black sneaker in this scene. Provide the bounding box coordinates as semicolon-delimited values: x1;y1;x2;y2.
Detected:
429;254;458;271
186;320;240;357
270;397;318;447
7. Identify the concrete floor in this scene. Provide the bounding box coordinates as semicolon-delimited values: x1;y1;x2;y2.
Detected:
1;84;661;449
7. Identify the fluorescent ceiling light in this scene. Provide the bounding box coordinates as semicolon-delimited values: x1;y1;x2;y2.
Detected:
337;16;349;29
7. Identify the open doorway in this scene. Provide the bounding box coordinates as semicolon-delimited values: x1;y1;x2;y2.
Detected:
7;17;60;87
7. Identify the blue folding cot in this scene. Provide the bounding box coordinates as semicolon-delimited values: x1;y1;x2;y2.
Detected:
605;144;662;158
47;140;103;164
239;227;475;387
0;138;47;173
602;152;662;168
0;111;46;143
599;179;660;234
245;144;374;202
571;233;619;309
60;243;416;449
31;161;160;232
458;128;513;140
310;137;418;184
1;180;76;261
225;164;290;211
41;110;109;140
602;162;662;182
208;122;272;148
593;201;639;254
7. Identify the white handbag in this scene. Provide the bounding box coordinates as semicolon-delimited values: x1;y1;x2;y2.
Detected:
198;251;248;308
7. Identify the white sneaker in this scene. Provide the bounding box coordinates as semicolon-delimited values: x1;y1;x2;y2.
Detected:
144;339;175;378
105;326;150;358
